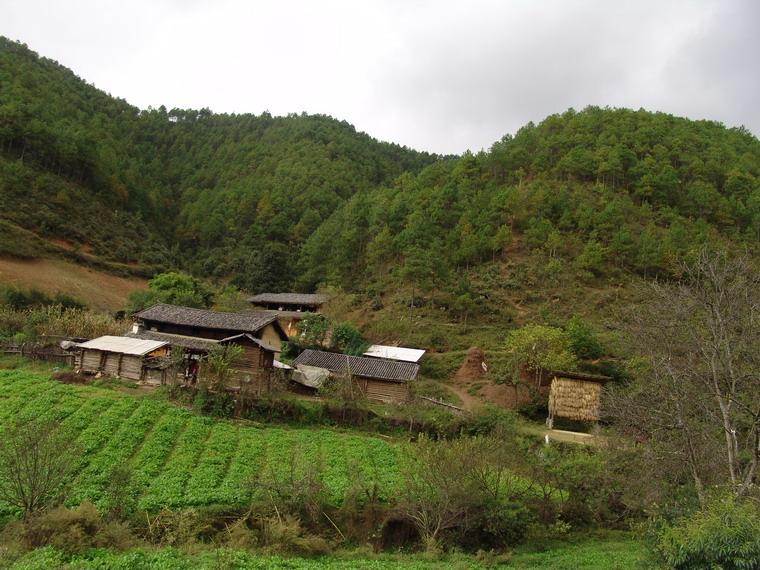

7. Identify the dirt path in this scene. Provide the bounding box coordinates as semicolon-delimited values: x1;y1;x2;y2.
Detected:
444;382;483;411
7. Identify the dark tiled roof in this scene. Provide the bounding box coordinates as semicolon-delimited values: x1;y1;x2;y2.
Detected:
133;303;277;334
248;293;331;306
292;349;419;382
126;330;219;352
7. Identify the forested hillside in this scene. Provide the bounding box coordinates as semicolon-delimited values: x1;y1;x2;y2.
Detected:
2;36;760;307
300;108;760;290
0;37;436;285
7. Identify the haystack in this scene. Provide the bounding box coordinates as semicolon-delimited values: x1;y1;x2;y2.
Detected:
454;347;487;383
547;371;610;426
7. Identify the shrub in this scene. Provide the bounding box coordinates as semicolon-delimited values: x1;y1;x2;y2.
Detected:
656;497;760;570
23;502;137;553
565;315;603;360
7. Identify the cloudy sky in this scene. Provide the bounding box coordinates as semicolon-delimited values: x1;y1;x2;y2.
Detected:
2;0;757;154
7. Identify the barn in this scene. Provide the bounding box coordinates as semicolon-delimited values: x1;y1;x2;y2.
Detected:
546;370;611;427
75;336;169;383
291;349;419;404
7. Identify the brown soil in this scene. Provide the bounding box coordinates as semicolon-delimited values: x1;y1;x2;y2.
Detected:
0;256;147;311
454;347;487;383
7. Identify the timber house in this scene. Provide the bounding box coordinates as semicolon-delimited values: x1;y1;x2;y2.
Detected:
248;293;332;337
292;348;419;404
132;303;288;351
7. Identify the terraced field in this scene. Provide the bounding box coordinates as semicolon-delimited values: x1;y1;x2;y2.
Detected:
0;370;399;516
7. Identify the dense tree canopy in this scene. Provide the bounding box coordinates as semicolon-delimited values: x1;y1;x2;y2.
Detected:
2;37;760;300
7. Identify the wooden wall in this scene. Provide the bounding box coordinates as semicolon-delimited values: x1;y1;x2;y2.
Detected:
357;376;409;404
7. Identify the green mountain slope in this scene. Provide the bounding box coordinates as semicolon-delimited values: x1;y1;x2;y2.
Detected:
0;37;436;284
2;36;760;321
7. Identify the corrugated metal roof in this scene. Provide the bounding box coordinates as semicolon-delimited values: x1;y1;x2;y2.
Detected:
292;349;419;382
248;293;331;306
364;345;426;363
133;303;281;336
76;335;167;356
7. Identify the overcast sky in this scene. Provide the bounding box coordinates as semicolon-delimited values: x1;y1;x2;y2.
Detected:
2;0;758;154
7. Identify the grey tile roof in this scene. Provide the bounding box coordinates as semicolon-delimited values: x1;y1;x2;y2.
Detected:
133;303;277;334
248;293;331;306
126;330;219;352
292;349;419;382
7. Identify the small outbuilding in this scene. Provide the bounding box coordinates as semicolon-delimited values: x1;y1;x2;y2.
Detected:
76;336;169;383
292;349;419;404
546;370;611;428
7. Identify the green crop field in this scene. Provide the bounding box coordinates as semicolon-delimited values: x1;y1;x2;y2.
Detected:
0;370;399;515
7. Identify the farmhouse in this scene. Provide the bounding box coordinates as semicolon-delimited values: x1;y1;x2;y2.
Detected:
125;328;280;389
546;370;611;427
247;293;332;338
75;335;170;384
292;348;419;404
248;292;331;312
132;303;288;351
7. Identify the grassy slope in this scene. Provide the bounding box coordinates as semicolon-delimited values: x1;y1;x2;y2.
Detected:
6;533;648;569
0;256;146;311
323;239;642;410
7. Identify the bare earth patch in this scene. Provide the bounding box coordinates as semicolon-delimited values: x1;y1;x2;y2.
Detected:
0;256;147;311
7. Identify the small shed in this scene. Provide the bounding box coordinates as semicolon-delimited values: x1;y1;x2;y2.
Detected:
546;371;611;427
76;336;169;382
363;345;425;363
292;349;419;404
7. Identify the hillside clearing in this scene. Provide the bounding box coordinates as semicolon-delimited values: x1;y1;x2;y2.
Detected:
0;256;146;311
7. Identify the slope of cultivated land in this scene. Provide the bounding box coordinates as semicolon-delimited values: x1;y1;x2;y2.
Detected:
0;256;147;311
0;370;399;516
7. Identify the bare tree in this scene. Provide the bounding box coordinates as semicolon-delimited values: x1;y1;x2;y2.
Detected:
607;248;760;501
0;419;78;517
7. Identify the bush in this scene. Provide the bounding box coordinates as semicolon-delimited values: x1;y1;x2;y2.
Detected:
656;497;760;570
22;502;137;553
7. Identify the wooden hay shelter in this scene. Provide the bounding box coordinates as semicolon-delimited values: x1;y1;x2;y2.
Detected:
546;370;611;427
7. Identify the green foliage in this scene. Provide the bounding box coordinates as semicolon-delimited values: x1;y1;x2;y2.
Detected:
329;321;368;355
656;497;760;570
564;316;603;360
505;324;577;379
0;370;401;515
126;272;213;313
0;286;84;310
0;305;122;341
295;314;329;347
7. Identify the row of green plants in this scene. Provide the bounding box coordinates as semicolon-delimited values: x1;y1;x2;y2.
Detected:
2;367;760;567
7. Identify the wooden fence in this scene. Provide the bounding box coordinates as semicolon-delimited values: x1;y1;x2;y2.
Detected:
1;341;75;366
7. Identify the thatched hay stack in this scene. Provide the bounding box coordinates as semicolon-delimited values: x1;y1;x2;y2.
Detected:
547;372;610;424
454;347;486;383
